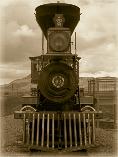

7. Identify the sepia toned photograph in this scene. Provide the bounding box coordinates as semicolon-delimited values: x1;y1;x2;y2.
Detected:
0;0;118;156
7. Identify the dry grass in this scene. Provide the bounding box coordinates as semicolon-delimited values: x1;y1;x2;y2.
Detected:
0;114;23;153
87;128;117;156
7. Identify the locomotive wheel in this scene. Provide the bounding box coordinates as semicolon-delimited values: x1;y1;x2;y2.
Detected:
38;62;78;103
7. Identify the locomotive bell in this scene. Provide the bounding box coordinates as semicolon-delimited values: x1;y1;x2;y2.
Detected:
35;3;80;38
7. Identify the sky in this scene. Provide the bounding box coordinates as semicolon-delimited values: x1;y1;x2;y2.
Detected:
0;0;118;85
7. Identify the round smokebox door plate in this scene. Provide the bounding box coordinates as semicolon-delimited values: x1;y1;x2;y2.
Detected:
52;75;65;88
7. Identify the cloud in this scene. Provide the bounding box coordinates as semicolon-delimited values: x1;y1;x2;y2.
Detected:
0;0;16;7
1;0;42;64
0;63;30;84
14;25;35;37
80;71;118;78
0;0;118;85
73;0;117;77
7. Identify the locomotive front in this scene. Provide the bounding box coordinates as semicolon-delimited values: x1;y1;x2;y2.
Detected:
14;2;101;152
33;3;81;111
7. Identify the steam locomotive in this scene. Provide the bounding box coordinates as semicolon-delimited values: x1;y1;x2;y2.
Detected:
14;2;101;152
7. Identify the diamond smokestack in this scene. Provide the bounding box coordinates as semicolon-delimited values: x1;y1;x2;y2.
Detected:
35;3;80;39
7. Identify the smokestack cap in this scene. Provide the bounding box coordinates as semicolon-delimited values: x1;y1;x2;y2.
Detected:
35;3;80;38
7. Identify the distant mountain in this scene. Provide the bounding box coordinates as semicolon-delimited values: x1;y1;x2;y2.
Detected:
0;75;31;96
0;74;94;96
1;75;116;97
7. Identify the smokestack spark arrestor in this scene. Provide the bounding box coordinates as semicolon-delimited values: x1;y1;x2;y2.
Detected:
35;3;80;39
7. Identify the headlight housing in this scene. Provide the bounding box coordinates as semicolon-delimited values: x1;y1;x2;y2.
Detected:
47;28;71;53
49;31;70;52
